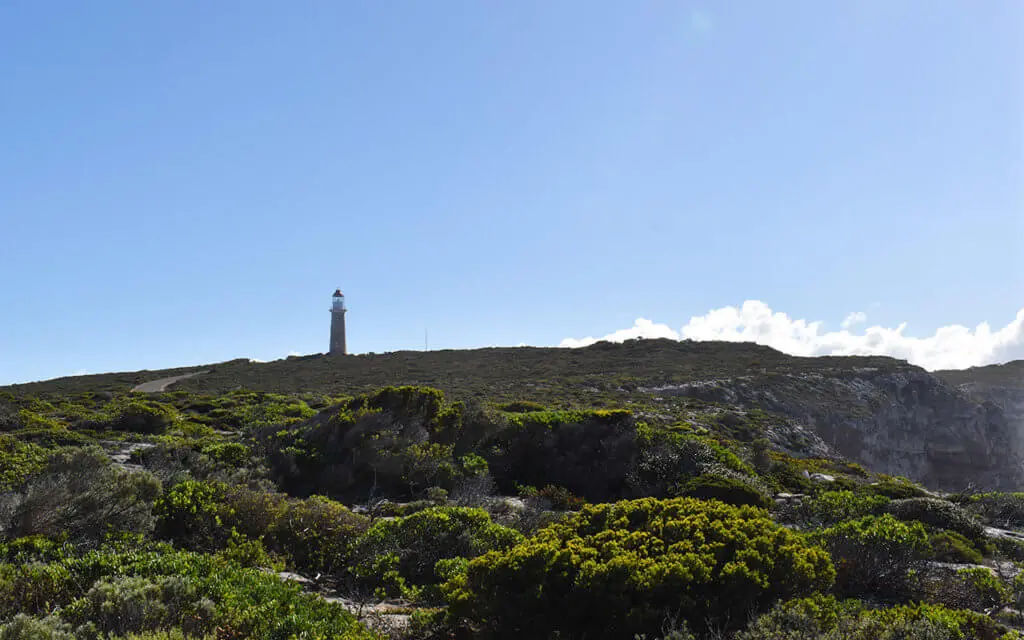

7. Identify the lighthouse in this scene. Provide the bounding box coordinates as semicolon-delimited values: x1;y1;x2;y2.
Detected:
329;289;347;355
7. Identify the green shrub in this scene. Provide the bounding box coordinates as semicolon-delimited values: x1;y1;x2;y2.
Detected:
886;498;986;543
269;495;368;576
8;448;161;546
993;536;1024;562
965;492;1024;529
199;442;249;467
795;490;890;527
816;514;930;598
352;506;522;599
153;480;227;551
484;409;638;502
863;602;1011;640
496;400;546;413
0;562;75;618
960;567;1010;611
516;484;585;510
445;497;835;638
0;615;74;640
0;435;50;490
929;531;984;564
61;575;214;637
106;401;178;434
0;542;377;639
870;477;932;500
738;598;1011;640
678;472;771;508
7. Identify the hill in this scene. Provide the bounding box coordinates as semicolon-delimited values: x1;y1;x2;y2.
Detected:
4;339;922;401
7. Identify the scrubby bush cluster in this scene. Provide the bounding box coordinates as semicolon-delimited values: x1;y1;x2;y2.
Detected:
444;497;835;638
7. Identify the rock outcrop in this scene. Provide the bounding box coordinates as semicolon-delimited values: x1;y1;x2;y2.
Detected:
654;368;1024;491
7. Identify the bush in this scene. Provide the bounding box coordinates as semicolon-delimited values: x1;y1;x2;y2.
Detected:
0;435;50;490
7;448;161;546
864;602;1011;640
794;490;890;527
444;497;835;638
106;401;178;434
60;575;214;637
496;401;546;413
352;506;522;599
153;480;227;551
269;495;368;577
484;410;638;502
928;567;1010;612
870;477;932;500
200;442;249;468
929;531;984;564
886;498;986;543
816;514;930;599
965;492;1024;529
0;615;74;640
678;473;771;508
737;598;1011;640
515;484;585;511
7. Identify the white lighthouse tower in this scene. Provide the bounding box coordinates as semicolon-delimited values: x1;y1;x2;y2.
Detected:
329;289;347;355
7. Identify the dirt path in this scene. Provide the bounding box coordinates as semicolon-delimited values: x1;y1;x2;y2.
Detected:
131;370;208;393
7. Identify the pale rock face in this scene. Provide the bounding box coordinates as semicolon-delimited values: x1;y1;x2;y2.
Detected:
658;370;1024;491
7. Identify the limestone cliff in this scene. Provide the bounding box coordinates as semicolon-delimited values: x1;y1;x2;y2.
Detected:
651;367;1024;491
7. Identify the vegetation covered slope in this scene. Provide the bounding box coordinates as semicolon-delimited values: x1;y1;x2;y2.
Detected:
2;375;1024;638
1;344;1023;638
3;339;922;402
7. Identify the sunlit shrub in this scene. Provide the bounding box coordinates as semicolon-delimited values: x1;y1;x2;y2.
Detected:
815;514;930;598
886;497;985;543
352;506;522;599
445;497;834;638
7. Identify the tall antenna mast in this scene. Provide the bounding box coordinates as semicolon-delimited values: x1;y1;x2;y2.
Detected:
425;328;429;351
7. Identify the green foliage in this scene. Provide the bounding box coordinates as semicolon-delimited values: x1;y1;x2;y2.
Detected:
795;490;890;527
104;400;179;434
269;495;368;576
484;409;638;501
155;480;369;577
153;480;226;551
738;597;1011;640
0;434;50;489
60;574;214;636
863;602;1011;640
677;472;771;508
352;506;522;599
945;567;1010;611
445;497;835;638
886;497;986;543
870;476;933;500
199;442;249;467
495;400;546;413
929;530;985;564
8;447;161;546
965;492;1024;529
0;615;74;640
816;514;931;598
360;386;446;429
516;484;586;510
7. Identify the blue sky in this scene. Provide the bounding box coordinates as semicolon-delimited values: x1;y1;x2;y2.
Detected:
1;1;1021;383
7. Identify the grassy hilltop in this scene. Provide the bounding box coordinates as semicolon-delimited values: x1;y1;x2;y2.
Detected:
4;338;924;401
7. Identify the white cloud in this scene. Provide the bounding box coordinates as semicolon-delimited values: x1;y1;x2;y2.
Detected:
559;301;1024;371
841;311;867;330
560;318;680;349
